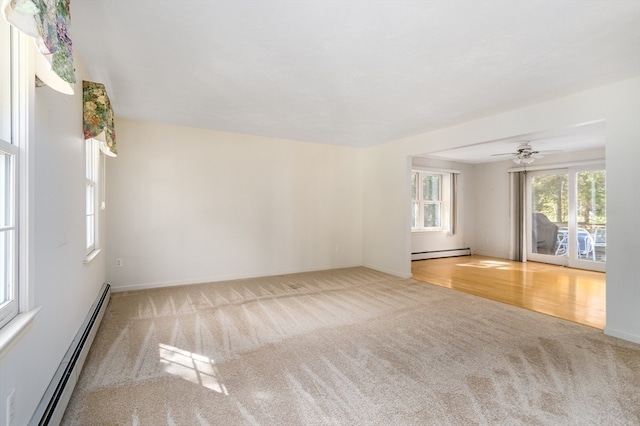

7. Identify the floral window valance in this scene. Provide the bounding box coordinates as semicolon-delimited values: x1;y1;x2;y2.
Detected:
83;80;117;157
2;0;76;95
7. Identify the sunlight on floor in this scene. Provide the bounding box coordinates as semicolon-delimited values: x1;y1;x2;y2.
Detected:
458;260;511;269
158;343;229;395
412;256;605;329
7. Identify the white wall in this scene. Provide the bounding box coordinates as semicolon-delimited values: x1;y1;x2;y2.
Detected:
362;77;640;343
106;119;363;291
471;160;512;258
0;63;107;424
603;82;640;343
361;150;412;276
410;157;475;255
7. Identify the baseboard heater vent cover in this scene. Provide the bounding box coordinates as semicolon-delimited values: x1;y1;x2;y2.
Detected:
411;248;471;261
29;282;111;426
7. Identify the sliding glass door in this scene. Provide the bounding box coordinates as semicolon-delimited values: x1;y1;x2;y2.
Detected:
526;165;605;272
572;168;606;270
528;169;568;265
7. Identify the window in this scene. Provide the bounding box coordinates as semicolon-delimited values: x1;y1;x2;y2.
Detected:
85;138;99;256
0;19;19;329
411;170;456;232
0;135;18;329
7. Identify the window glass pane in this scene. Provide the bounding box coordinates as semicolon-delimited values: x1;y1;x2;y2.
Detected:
0;152;12;228
423;175;440;201
577;170;606;262
0;151;14;305
0;22;10;144
411;201;418;228
0;230;13;305
424;203;441;228
86;215;93;250
86;183;94;215
577;170;606;226
531;173;568;224
86;214;94;249
411;173;417;200
531;173;567;255
86;139;98;253
85;140;93;180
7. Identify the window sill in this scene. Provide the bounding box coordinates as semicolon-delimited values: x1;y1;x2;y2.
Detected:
0;307;42;356
84;248;102;264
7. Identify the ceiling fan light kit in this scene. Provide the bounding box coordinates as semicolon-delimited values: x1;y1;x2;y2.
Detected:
492;142;548;165
513;156;535;165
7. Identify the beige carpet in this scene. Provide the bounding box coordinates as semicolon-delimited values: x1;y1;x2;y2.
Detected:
62;267;640;425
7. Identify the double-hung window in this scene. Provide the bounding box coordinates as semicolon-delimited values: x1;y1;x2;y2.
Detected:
411;170;456;233
0;19;19;329
85;138;99;257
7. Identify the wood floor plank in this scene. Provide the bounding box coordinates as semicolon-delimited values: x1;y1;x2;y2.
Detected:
411;255;605;329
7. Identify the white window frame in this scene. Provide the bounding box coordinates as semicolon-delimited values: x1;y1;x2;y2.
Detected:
0;18;33;332
411;169;455;233
0;138;19;329
85;138;100;259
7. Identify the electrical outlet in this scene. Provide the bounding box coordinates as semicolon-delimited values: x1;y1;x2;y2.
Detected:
6;389;15;426
115;258;123;268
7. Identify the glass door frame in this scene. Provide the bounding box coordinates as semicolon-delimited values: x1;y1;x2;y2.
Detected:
568;164;606;272
525;168;568;267
525;163;605;272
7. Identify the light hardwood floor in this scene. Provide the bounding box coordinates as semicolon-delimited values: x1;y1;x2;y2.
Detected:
412;255;605;329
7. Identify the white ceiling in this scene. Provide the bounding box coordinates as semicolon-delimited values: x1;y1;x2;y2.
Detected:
71;1;639;149
422;121;607;164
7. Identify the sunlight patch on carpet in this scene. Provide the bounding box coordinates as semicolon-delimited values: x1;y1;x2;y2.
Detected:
159;343;229;395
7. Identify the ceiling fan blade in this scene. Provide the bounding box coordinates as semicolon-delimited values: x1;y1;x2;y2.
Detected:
490;153;517;157
536;149;562;155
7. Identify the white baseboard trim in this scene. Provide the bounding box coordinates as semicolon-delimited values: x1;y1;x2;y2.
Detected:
472;250;511;259
411;248;471;261
361;263;412;279
111;264;365;292
603;326;640;344
29;283;111;425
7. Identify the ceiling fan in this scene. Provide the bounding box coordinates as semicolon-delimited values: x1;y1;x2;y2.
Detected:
491;142;556;165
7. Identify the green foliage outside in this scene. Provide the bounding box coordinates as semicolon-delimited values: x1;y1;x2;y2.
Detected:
531;170;606;227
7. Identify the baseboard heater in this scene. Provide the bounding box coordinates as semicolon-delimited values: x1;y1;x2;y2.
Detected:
29;283;111;426
411;247;471;261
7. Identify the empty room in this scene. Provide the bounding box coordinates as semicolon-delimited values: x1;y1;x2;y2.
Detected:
0;1;639;425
